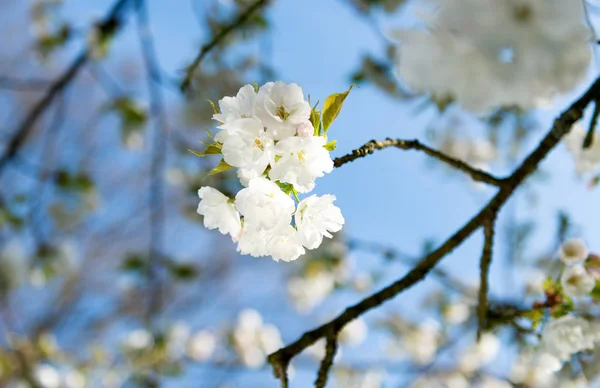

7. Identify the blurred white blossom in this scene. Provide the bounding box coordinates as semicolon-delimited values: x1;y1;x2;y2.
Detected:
561;265;595;297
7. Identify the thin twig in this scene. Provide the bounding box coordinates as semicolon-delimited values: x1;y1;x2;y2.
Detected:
0;0;132;175
180;0;270;91
477;216;496;340
268;76;600;384
135;0;168;326
333;138;506;187
315;335;338;388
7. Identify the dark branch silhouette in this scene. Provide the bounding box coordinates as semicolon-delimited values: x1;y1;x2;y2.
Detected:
477;216;496;340
180;0;270;92
268;76;600;386
0;0;133;175
333;138;506;187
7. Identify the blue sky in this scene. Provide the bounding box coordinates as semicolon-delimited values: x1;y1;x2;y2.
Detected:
23;0;600;386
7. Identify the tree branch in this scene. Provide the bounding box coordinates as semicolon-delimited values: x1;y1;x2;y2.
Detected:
0;0;133;175
333;138;506;187
268;76;600;384
180;0;270;91
315;335;338;388
477;216;496;340
135;0;168;326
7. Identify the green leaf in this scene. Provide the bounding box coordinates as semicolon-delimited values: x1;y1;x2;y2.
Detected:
208;99;219;115
207;159;233;176
277;182;295;196
121;254;145;271
168;263;198;281
310;105;321;136
188;143;222;158
252;82;259;93
324;140;337;151
523;309;544;330
322;85;355;132
591;280;600;299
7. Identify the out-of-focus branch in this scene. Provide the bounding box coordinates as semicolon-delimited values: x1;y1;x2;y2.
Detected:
268;76;600;386
333;138;507;187
477;216;496;340
180;0;270;91
0;0;133;175
135;0;168;325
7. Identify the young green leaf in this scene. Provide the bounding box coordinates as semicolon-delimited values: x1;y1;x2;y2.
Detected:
207;99;220;114
207;159;234;176
324;140;337;151
310;106;322;136
322;85;356;132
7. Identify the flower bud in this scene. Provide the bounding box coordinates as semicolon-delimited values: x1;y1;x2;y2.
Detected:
296;121;314;138
559;239;588;265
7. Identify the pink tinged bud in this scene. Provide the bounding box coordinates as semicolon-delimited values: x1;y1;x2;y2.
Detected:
296;121;314;138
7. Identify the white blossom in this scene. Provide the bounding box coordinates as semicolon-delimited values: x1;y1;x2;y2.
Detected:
267;224;305;262
479;376;513;388
558;238;589;265
295;194;344;249
339;317;368;346
458;332;500;373
235;178;295;231
270;136;334;193
33;364;61;388
187;330;217;362
411;372;469;388
232;309;283;368
236;226;269;257
540;315;597;362
510;350;558;387
197;187;242;238
392;0;592;113
335;367;384;388
254;81;311;140
288;272;336;312
123;329;154;351
220;118;274;183
442;300;470;325
401;320;441;365
213;84;257;124
564;124;600;175
561;265;595;297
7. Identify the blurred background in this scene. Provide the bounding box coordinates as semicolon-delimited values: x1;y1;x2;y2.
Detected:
1;0;600;387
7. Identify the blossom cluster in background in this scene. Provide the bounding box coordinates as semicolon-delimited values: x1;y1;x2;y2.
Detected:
195;82;349;262
393;0;592;113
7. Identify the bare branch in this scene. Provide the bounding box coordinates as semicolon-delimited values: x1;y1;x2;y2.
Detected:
135;0;168;325
180;0;270;91
315;335;338;388
0;0;133;175
268;76;600;384
477;216;497;340
333;138;506;187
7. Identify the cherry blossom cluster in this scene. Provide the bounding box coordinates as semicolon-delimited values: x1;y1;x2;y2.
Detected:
392;0;592;113
195;82;345;262
534;239;600;371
